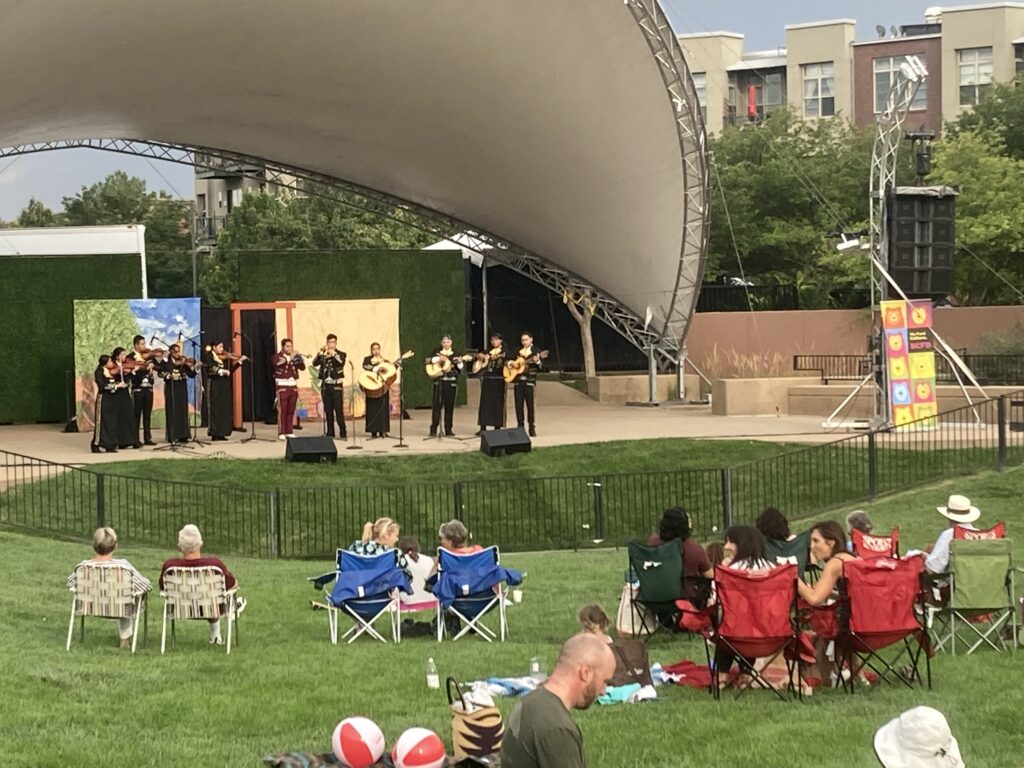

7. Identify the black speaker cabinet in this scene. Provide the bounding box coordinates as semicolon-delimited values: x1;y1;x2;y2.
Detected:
480;427;532;457
887;188;957;298
285;435;338;463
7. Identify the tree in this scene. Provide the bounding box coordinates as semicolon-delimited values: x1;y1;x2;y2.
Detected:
946;76;1024;161
61;171;193;297
564;289;597;382
202;187;435;304
928;130;1024;305
16;198;60;227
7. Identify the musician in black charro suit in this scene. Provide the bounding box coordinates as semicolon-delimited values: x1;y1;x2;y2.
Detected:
513;331;543;437
476;333;506;434
362;343;391;438
126;335;158;446
312;334;347;439
427;334;464;437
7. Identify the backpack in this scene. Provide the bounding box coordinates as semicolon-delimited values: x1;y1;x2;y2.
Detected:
609;638;653;687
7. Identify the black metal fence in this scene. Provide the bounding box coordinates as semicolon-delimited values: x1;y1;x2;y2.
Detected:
696;284;799;313
3;392;1023;558
794;353;1024;385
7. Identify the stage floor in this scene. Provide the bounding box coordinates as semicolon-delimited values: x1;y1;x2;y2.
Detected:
0;382;839;466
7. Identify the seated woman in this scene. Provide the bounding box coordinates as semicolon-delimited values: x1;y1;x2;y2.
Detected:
438;519;483;555
67;527;152;649
797;520;858;684
845;509;874;552
648;507;713;606
578;603;614;644
159;524;243;645
350;516;411;579
722;525;773;571
756;506;796;543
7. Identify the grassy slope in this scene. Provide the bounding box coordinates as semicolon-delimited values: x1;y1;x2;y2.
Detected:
3;465;1023;767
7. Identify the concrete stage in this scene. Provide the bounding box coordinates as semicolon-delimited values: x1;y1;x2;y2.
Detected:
0;381;846;467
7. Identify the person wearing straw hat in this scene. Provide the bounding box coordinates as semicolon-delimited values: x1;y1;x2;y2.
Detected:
921;494;980;575
874;706;964;766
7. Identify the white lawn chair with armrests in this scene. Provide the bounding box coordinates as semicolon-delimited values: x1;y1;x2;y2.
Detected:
67;562;148;653
160;565;240;654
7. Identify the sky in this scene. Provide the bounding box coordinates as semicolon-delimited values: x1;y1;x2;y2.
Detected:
0;1;937;221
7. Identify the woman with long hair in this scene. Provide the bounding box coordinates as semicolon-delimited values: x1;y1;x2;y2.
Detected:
797;520;857;606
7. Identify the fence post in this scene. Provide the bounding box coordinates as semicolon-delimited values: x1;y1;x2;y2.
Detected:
867;432;878;498
592;476;604;541
720;468;733;531
453;481;464;519
998;396;1007;471
96;473;105;528
268;490;279;558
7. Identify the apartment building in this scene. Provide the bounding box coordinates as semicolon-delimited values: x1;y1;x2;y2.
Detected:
193;156;295;244
680;2;1024;135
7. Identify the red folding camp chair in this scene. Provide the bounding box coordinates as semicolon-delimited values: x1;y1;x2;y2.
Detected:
706;564;801;701
953;522;1006;540
836;557;931;692
851;528;900;560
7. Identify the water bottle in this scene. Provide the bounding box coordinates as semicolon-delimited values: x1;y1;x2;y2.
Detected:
426;657;440;690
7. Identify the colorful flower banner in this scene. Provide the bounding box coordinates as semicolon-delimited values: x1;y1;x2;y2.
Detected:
881;299;938;427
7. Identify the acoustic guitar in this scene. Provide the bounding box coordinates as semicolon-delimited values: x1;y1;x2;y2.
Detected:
503;349;549;383
424;353;475;380
358;350;414;398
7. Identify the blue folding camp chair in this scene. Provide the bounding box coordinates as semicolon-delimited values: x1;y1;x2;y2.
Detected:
309;549;411;644
433;546;522;642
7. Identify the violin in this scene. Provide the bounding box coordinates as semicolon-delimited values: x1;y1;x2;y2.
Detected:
205;345;246;362
137;346;166;361
105;358;139;374
171;355;198;367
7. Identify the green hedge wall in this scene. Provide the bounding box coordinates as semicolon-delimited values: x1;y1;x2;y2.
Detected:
0;255;142;424
237;250;466;408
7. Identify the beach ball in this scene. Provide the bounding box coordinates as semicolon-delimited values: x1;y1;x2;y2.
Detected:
331;716;386;768
391;727;447;768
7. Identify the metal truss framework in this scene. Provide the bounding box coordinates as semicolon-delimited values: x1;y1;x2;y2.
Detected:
0;128;707;367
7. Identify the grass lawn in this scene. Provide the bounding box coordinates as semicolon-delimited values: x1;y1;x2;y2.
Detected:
3;465;1023;767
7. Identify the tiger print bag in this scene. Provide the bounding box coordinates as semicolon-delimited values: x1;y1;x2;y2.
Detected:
447;677;504;760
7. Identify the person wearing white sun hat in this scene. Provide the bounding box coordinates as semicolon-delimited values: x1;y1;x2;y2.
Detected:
920;494;980;575
874;706;964;767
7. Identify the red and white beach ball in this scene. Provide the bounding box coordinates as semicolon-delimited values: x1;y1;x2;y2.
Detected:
391;727;447;768
331;716;386;768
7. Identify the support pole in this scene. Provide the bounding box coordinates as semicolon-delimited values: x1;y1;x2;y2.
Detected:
676;347;687;401
481;255;489;346
648;346;657;403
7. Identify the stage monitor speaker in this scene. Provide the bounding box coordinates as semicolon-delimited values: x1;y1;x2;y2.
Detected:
480;427;532;457
285;435;338;463
887;188;956;298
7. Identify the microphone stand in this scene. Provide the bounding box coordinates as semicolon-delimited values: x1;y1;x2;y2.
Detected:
237;329;274;444
181;331;208;450
346;359;362;451
153;333;195;452
392;360;409;450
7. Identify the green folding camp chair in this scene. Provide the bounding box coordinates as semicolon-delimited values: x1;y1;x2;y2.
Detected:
765;531;811;577
627;539;684;639
932;538;1017;655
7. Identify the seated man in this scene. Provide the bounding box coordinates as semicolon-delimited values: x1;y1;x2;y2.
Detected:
160;524;244;645
921;494;980;574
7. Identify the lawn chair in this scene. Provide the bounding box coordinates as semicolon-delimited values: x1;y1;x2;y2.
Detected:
433;546;522;642
932;538;1017;655
626;540;684;639
765;531;812;577
160;566;241;654
954;522;1006;541
851;528;900;559
311;549;411;645
836;557;930;692
706;564;801;701
67;562;147;654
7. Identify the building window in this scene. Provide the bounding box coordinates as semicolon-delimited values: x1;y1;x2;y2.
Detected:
1015;44;1024;75
874;55;928;113
958;47;993;106
802;61;835;117
725;83;738;126
692;72;707;124
733;71;786;123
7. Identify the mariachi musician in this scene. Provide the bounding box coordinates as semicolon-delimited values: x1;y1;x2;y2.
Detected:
204;341;247;441
362;342;391;438
475;332;506;434
91;354;120;453
126;334;162;446
109;347;140;449
512;331;542;437
273;338;305;441
427;334;465;437
157;343;197;444
312;334;347;439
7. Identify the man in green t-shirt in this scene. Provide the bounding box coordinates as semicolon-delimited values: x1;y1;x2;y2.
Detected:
501;633;617;768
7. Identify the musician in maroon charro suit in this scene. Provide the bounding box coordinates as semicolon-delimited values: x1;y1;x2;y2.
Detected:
272;338;305;440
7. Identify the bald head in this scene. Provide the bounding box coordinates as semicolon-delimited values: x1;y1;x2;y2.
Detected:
547;633;616;711
558;632;614;669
